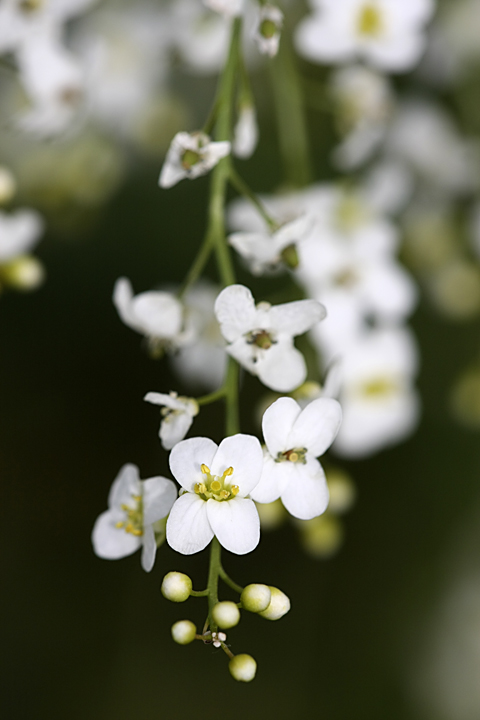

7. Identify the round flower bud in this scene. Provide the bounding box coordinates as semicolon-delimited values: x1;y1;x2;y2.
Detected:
258;586;290;620
240;584;271;613
212;601;240;629
171;620;197;645
229;654;257;682
161;571;192;602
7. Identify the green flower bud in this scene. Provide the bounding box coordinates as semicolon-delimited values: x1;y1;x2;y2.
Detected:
171;620;197;645
161;571;192;602
229;654;257;682
212;601;240;629
258;586;290;620
240;584;271;613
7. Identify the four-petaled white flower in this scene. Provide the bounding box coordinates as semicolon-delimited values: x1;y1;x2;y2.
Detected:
92;463;177;572
254;5;284;58
214;284;326;392
295;0;435;73
159;131;231;189
251;397;342;519
113;277;192;354
228;215;313;275
166;435;264;555
144;391;199;450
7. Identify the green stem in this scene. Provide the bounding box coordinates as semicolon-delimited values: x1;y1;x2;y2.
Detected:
190;589;209;598
225;357;239;437
207;537;222;629
229;167;278;230
178;230;214;300
219;565;244;594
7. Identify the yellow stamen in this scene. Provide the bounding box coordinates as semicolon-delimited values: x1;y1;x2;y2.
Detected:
115;521;125;529
220;490;231;499
223;467;234;477
201;464;210;475
132;495;141;502
231;486;240;496
131;528;143;537
125;523;133;533
289;452;299;463
357;3;383;37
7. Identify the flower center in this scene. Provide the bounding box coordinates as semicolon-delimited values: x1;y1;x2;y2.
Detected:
335;193;366;232
259;19;277;39
182;149;202;170
246;329;276;350
276;447;308;464
357;3;383;37
333;267;358;288
19;0;43;13
359;376;399;398
195;464;240;501
280;243;299;269
116;494;144;536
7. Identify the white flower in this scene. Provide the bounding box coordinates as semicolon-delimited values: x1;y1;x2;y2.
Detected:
113;277;192;353
159;131;231;188
228;215;313;275
233;105;259;159
92;463;177;572
332;326;420;458
169;0;231;75
214;284;326;392
166;434;264;555
254;5;284;58
144;391;199;450
203;0;243;17
295;0;435;73
0;208;44;262
251;397;342;519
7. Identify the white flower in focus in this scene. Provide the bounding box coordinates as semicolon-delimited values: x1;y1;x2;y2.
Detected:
113;277;191;353
251;397;342;520
295;0;435;73
92;463;177;572
233;105;259;159
214;284;326;392
144;391;199;450
159;131;231;188
203;0;243;17
254;5;284;57
166;434;263;555
228;215;313;275
332;326;420;458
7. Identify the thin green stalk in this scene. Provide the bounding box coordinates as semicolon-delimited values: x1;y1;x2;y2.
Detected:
196;387;227;407
178;230;214;299
207;537;222;628
225;357;239;437
219;565;244;594
229;167;278;230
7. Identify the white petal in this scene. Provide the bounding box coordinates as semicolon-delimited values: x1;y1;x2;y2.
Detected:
206;497;260;554
92;510;141;559
131;291;183;338
268;299;326;336
113;277;141;333
160;411;194;450
250;453;288;503
166;493;213;555
214;284;257;341
141;524;157;572
281;465;329;520
0;209;44;262
144;392;180;409
262;397;302;457
288;397;342;457
108;464;141;509
169;437;218;492
210;434;264;497
257;341;307;392
143;476;177;526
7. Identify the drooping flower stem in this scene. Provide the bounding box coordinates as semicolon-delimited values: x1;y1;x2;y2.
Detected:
207;536;222;629
219;564;244;594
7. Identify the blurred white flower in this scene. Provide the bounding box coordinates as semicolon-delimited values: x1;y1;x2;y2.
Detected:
251;396;342;519
214;284;326;392
233;105;259;159
159;131;231;189
0;208;44;262
92;463;177;572
203;0;243;16
295;0;435;73
169;0;231;75
144;391;199;450
166;434;263;555
254;4;283;58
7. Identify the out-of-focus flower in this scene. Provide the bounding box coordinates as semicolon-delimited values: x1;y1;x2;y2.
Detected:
254;5;283;58
203;0;243;17
169;0;231;75
92;463;177;572
0;208;45;292
295;0;435;73
144;391;199;450
233;105;259;159
214;284;326;392
166;435;263;555
0;167;17;204
251;396;342;519
159;131;230;188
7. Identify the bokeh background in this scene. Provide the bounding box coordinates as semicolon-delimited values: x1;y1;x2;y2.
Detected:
2;1;480;719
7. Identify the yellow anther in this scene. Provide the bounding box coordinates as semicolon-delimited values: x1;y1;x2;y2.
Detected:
132;495;141;502
357;3;382;37
201;464;211;475
125;523;134;533
231;485;240;496
132;528;143;537
121;504;129;511
223;466;234;477
115;521;125;529
195;482;207;495
289;452;299;463
220;490;230;499
211;480;221;492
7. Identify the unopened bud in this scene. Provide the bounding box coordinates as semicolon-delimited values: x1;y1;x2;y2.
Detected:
258;586;290;620
161;571;192;602
229;653;257;682
240;584;271;613
171;620;196;644
212;601;240;629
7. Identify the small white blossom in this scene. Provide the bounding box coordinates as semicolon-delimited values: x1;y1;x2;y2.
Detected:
233;105;259;159
159;131;231;189
0;209;44;262
203;0;243;17
166;434;263;555
228;215;313;275
214;284;326;392
254;5;284;57
92;464;177;572
251;396;342;519
144;391;199;450
295;0;435;73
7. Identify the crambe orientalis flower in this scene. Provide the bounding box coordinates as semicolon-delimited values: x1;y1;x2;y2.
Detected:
159;131;231;188
166;434;263;555
214;284;326;392
254;5;284;58
144;391;199;450
92;464;177;572
251;397;342;519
